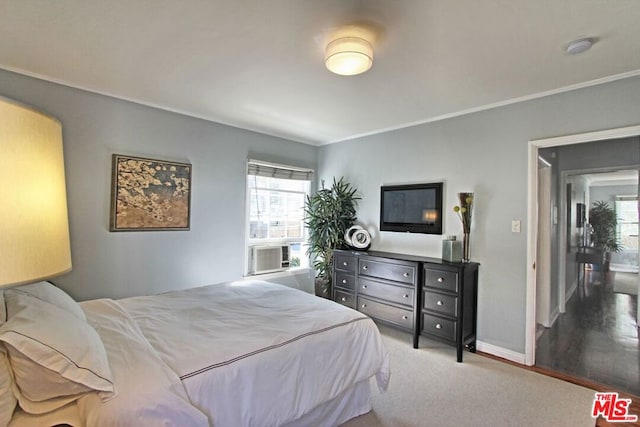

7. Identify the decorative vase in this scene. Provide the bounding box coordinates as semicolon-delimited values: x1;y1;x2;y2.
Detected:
462;232;471;263
442;235;462;262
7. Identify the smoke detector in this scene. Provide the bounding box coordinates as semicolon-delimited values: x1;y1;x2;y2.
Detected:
566;38;595;55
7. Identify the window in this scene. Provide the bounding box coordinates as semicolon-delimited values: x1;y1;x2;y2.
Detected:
615;196;639;252
246;160;312;275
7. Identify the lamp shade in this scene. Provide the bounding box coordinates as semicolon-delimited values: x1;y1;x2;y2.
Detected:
325;36;373;76
0;97;72;287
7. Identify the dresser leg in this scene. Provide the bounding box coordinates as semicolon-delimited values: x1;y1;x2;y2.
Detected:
413;333;419;349
457;345;463;363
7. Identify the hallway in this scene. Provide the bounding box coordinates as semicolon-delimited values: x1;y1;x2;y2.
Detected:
536;269;639;397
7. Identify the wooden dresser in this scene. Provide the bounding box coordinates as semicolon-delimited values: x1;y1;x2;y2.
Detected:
332;249;479;362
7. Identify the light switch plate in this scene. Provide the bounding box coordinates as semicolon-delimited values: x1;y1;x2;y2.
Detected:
512;220;521;233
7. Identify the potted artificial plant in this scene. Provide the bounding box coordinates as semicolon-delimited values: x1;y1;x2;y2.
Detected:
304;177;360;299
589;200;623;271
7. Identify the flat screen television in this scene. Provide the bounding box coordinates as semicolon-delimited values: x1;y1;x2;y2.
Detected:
380;182;443;234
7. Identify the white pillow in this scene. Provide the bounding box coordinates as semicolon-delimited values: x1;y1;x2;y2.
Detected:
0;347;17;425
5;281;86;321
0;292;114;415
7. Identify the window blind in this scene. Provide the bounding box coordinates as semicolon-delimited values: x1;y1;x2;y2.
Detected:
247;159;313;181
615;195;638;202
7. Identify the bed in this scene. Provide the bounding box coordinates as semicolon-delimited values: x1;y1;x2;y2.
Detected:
0;280;390;427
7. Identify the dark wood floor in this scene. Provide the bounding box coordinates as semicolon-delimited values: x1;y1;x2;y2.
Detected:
480;271;639;426
535;268;639;401
536;269;639;397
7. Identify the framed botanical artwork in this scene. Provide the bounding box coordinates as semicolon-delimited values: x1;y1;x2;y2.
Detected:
110;154;192;231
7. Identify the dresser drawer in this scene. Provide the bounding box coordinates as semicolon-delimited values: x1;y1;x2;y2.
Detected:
422;313;456;342
359;259;416;284
359;278;414;307
423;268;458;292
334;253;357;273
422;291;458;317
334;290;356;309
334;271;356;291
358;297;413;330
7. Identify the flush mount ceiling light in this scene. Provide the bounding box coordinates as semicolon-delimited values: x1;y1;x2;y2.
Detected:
566;37;595;55
325;36;373;76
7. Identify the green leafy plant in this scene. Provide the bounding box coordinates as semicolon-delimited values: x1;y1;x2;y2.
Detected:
304;177;360;297
589;200;623;253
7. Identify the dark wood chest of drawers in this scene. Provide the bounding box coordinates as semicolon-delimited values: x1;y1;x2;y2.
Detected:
333;250;420;343
332;249;479;362
420;262;479;362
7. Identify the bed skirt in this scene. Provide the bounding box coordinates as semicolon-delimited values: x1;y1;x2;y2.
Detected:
283;379;372;427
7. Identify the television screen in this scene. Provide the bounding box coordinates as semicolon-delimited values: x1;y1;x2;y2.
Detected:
380;182;443;234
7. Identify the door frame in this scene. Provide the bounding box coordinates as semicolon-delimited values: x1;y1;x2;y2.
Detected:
536;164;552;328
525;124;640;366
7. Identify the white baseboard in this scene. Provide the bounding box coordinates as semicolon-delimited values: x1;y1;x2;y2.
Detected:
476;340;527;365
549;307;560;327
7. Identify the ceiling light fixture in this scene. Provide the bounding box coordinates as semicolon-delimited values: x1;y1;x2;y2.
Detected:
325;36;373;76
566;38;595;55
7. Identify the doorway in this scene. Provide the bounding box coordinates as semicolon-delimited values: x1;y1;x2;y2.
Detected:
526;125;640;368
535;164;639;395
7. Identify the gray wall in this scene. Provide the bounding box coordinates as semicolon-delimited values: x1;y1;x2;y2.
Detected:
0;69;317;301
565;174;589;298
557;138;640;172
590;184;638;206
318;75;640;354
4;65;640;355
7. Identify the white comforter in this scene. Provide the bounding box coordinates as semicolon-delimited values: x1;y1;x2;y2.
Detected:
9;280;389;427
118;280;390;427
77;299;210;426
10;298;209;427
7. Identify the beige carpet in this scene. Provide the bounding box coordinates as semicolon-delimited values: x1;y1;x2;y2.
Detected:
342;326;596;427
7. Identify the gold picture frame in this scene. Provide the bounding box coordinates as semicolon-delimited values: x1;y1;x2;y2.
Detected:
109;154;192;231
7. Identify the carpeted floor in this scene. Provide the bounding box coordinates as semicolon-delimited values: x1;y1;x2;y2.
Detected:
342;325;596;427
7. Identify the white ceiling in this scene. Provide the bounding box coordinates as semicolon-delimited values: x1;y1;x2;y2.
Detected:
583;169;638;187
1;1;640;145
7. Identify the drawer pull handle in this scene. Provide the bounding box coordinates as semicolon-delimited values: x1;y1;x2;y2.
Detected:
343;261;348;266
403;294;409;298
403;272;409;277
341;297;347;302
342;279;347;284
362;265;368;270
362;285;367;289
436;300;444;306
437;277;444;283
361;304;367;308
435;323;443;329
402;315;408;320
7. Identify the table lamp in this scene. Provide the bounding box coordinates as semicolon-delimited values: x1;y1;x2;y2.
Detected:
0;97;71;288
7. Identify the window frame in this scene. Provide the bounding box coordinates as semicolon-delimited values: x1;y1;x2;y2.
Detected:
245;159;313;276
615;195;639;252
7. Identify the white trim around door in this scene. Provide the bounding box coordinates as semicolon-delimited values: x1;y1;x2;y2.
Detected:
525;124;640;366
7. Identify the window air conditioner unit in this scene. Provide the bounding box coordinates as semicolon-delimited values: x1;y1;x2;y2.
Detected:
251;245;289;275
